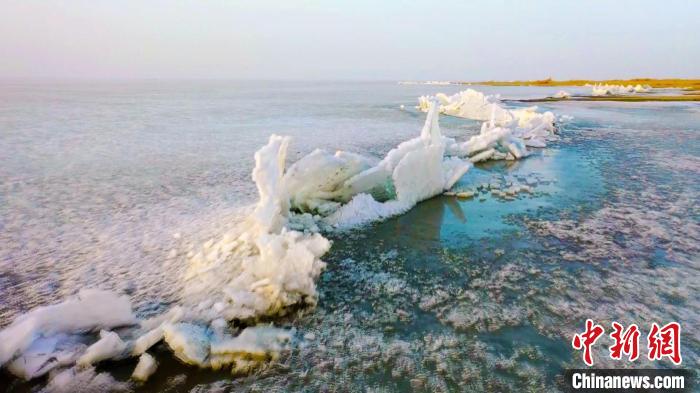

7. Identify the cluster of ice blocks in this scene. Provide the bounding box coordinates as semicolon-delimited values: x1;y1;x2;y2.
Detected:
587;83;651;96
418;89;559;162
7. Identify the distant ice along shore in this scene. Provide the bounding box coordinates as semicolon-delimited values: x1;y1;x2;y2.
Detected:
0;89;563;388
418;89;562;154
587;83;651;96
467;78;700;102
398;80;455;85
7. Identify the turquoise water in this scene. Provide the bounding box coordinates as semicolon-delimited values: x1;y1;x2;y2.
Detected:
1;82;698;392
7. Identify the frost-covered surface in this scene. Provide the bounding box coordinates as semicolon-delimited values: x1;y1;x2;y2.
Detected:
2;83;697;392
588;83;652;96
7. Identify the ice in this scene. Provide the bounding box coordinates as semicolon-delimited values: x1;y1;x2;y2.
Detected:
184;102;470;324
633;84;651;93
168;133;335;360
210;326;292;360
0;289;135;366
133;306;184;355
449;122;529;163
418;89;558;158
324;101;471;227
509;106;557;138
283;149;373;214
251;135;292;233
588;83;651;96
321;194;402;227
77;330;127;366
400;80;452;85
131;353;157;382
162;322;211;366
132;327;164;356
42;366;130;393
442;156;473;190
161;323;294;370
182;134;331;323
419;89;513;124
6;335;84;380
554;90;571;99
208;326;293;373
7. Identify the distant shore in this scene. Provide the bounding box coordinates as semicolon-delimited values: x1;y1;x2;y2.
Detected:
470;78;700;102
473;78;700;90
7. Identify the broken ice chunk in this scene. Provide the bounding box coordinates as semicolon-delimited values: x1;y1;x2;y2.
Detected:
131;353;158;382
0;289;135;367
77;330;128;366
162;323;211;366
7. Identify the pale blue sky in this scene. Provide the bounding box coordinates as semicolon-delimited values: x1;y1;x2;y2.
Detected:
1;0;698;80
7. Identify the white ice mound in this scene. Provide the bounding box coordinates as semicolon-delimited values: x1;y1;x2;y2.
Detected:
448;120;529;163
589;83;651;96
0;290;135;367
554;90;571;99
183;134;330;322
400;80;452;85
418;89;559;163
634;84;652;93
324;101;471;227
418;89;558;147
283;149;374;215
240;101;470;229
419;89;513;124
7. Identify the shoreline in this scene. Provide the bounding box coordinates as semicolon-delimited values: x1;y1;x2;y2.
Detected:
507;95;700;103
400;78;700;102
468;78;700;102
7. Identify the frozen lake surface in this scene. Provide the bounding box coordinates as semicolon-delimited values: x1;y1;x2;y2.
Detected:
1;81;698;391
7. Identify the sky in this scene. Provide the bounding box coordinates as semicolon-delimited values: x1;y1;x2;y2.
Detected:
1;0;699;81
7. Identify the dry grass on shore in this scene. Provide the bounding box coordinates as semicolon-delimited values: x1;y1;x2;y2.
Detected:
474;78;700;91
513;95;700;103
